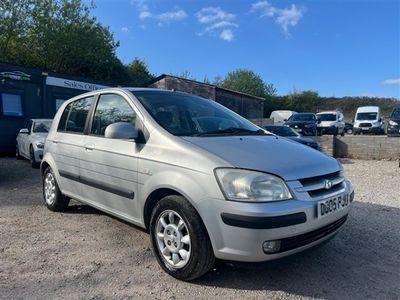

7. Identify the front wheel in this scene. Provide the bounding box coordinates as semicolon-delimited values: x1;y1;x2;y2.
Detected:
150;195;215;281
43;167;70;211
16;143;23;160
29;146;39;168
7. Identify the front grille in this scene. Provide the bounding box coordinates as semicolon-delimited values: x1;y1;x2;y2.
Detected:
359;123;372;128
299;171;341;186
279;215;348;253
297;171;345;199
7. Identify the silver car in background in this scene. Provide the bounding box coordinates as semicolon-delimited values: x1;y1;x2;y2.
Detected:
41;88;354;281
16;119;52;168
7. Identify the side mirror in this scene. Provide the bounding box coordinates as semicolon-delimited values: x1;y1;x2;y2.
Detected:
317;118;321;124
104;122;138;140
19;128;29;134
379;118;382;122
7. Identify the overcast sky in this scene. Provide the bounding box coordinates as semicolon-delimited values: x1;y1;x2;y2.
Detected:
89;0;400;99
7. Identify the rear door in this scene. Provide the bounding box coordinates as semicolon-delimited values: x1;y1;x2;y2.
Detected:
49;96;94;199
79;92;141;222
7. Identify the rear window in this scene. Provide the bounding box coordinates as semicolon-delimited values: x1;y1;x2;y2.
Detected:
58;97;93;133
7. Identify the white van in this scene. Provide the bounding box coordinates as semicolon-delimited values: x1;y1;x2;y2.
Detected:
316;111;345;136
270;110;297;124
353;106;385;135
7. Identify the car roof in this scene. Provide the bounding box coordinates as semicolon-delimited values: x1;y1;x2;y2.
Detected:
316;111;339;115
356;106;380;112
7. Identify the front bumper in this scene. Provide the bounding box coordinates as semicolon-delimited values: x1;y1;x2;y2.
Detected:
33;147;44;162
318;126;337;135
387;124;400;136
353;126;382;134
197;181;354;262
290;126;315;136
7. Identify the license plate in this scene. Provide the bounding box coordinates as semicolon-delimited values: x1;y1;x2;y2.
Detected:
295;128;302;132
317;194;349;218
362;127;369;130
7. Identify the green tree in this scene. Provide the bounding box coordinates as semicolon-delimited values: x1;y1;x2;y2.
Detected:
220;69;276;98
126;58;154;87
0;0;127;84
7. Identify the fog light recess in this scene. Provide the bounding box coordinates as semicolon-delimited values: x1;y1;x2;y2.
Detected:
263;240;281;254
350;191;355;202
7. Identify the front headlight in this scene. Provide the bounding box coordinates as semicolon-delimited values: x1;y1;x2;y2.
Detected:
36;142;44;149
214;168;293;202
304;124;314;128
389;120;398;126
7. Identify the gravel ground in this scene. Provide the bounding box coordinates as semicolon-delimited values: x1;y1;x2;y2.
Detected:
0;157;399;300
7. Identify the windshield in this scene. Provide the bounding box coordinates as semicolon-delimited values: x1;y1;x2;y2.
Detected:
264;126;299;137
317;113;336;121
356;112;377;121
391;108;400;119
288;114;316;122
33;120;52;133
133;91;263;136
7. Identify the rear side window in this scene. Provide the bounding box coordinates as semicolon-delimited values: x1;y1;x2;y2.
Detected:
91;94;136;136
57;97;93;133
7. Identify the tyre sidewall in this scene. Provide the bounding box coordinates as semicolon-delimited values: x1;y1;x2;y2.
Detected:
43;167;69;211
150;195;214;281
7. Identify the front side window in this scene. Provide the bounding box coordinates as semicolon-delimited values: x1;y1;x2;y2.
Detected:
91;94;136;136
133;91;263;136
1;93;23;117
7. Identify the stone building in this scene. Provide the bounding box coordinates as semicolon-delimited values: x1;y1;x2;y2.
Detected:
148;74;264;119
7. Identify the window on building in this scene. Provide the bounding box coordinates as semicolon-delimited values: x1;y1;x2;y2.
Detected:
91;94;136;136
56;99;66;111
1;93;23;117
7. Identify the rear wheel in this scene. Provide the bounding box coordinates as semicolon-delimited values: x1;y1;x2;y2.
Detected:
29;146;39;168
150;195;215;281
43;166;70;211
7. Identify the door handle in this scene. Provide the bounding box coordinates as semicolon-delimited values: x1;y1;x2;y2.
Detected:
53;140;59;144
84;143;95;151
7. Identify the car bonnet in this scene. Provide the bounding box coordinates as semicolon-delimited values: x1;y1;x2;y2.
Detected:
182;135;339;181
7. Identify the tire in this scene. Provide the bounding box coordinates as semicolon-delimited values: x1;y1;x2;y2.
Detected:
16;143;23;160
333;128;338;137
29;146;39;168
42;166;70;212
340;129;345;136
150;195;215;281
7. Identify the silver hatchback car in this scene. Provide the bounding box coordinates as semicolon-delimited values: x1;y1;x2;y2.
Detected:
41;88;354;281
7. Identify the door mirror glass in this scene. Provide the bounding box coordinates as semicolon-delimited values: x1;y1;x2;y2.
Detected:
105;122;138;140
19;128;29;134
